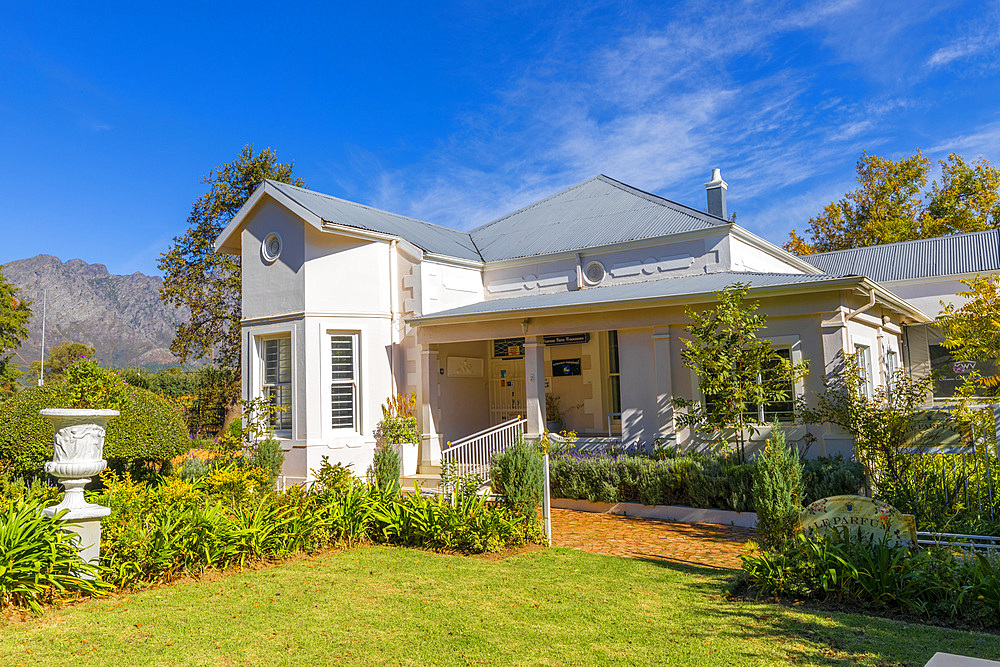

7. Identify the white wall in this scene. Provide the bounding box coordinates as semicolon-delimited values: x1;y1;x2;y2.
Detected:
729;236;809;274
420;260;485;315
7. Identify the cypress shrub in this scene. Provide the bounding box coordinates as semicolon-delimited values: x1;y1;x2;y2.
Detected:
0;384;191;476
491;440;543;518
752;424;804;548
367;443;400;493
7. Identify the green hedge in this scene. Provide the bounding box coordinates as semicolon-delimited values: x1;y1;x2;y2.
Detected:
0;384;191;475
549;453;863;513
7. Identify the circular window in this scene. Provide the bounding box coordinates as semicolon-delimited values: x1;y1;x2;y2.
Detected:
583;261;606;285
262;233;282;262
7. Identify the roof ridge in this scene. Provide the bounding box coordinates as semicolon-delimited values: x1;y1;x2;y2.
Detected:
266;179;478;240
804;228;1000;259
595;174;728;226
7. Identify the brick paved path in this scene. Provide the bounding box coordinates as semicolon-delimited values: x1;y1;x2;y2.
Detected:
549;508;754;570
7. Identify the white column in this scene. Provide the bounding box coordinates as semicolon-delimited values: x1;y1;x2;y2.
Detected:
524;336;546;436
652;328;675;442
418;344;441;468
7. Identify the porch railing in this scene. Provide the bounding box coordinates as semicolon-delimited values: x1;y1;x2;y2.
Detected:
440;417;527;487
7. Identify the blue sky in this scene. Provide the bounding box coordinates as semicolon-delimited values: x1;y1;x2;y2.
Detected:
2;0;1000;276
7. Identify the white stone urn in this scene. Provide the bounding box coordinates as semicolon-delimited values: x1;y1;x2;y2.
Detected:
40;408;119;520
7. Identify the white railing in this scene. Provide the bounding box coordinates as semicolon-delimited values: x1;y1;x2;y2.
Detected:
441;417;527;486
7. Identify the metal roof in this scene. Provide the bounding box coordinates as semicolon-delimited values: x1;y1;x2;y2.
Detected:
469;175;727;262
266;180;482;261
412;272;852;322
802;230;1000;282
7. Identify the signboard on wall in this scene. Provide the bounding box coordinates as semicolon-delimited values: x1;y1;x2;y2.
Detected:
543;333;590;346
552;359;582;376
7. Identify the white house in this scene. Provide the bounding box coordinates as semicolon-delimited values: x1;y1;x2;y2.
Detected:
214;170;946;484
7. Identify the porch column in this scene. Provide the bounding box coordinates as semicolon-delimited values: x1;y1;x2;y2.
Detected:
418;344;441;468
524;336;546;436
652;328;675;443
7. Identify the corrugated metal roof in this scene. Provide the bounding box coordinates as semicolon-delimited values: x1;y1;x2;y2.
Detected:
469;175;727;262
413;272;849;322
802;230;1000;282
267;180;482;261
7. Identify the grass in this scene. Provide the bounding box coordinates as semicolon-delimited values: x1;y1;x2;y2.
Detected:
1;545;998;666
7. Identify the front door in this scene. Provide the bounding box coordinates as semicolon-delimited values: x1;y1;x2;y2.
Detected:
489;360;525;424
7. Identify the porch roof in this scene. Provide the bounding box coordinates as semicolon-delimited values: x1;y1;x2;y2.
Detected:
410;271;933;325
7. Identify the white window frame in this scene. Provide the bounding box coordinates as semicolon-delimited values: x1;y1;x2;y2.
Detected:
329;332;361;433
260;334;292;437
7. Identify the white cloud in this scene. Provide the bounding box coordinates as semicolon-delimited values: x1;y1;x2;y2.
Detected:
335;0;996;241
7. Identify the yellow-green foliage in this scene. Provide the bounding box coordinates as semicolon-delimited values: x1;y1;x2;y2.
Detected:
0;384;190;473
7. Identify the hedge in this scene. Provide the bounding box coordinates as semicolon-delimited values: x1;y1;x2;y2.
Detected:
0;384;191;475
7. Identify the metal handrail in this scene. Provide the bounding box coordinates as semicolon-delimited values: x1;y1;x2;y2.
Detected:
445;417;525;450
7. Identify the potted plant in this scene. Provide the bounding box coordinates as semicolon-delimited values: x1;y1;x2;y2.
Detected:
374;392;420;477
545;394;563;432
40;359;126;519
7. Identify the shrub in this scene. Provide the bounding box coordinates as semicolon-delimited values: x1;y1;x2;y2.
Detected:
491;440;543;519
0;497;109;611
741;531;1000;629
249;437;285;484
0;384;191;475
752;425;804;548
801;454;865;505
368;444;401;493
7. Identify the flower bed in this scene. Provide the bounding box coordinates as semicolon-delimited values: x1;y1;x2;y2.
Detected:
0;457;541;611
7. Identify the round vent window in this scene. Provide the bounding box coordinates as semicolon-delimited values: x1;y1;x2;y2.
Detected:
583;261;606;285
262;233;282;262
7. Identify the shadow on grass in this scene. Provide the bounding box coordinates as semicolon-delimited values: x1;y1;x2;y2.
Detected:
624;555;991;667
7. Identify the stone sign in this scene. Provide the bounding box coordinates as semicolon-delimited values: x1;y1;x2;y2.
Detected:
799;495;917;547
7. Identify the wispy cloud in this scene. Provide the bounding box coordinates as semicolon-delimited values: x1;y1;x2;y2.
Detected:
331;1;999;245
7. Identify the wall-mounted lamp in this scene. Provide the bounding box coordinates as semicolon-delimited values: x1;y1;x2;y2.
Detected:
521;319;530;335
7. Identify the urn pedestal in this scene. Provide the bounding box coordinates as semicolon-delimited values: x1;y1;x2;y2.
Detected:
40;408;118;569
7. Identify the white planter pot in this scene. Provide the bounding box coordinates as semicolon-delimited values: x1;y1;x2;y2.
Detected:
40;408;118;520
393;441;419;477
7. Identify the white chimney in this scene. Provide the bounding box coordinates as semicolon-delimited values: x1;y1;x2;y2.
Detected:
705;168;728;219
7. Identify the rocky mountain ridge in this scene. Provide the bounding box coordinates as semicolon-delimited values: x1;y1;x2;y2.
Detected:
2;254;188;371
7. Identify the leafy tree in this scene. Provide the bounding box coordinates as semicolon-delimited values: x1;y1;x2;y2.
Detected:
798;356;936;512
938;274;1000;389
158;143;304;369
786;151;1000;254
0;267;31;399
28;341;95;384
673;284;807;460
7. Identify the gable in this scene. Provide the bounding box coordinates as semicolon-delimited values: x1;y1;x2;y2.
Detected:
469;175;726;262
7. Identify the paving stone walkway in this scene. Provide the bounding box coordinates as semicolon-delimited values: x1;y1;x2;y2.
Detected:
549;508;755;570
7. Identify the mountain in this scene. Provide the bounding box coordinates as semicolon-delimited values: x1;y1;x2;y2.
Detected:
2;255;188;371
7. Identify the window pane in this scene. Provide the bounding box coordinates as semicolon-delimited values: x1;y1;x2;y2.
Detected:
331;384;355;428
609;375;621;414
264;337;291;385
266;386;291;431
331;336;355;381
608;330;620;374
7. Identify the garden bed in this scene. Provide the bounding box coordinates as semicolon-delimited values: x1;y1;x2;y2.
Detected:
551;497;757;528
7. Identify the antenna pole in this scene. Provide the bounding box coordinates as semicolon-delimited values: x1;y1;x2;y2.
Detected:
38;289;46;386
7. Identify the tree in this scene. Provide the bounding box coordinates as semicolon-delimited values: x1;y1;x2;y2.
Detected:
157;144;304;369
673;284;808;460
785;151;1000;254
0;266;31;399
28;341;95;384
938;274;1000;389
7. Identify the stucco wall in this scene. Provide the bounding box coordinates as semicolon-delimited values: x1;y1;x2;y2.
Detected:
302;226;390;315
436;341;491;444
241;199;306;320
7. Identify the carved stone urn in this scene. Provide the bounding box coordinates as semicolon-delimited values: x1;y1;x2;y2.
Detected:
40;408;119;520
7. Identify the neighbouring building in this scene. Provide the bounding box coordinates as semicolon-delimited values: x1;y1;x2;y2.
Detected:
213;170;966;484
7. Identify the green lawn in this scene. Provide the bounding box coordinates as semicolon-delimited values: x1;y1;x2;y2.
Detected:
1;545;997;666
